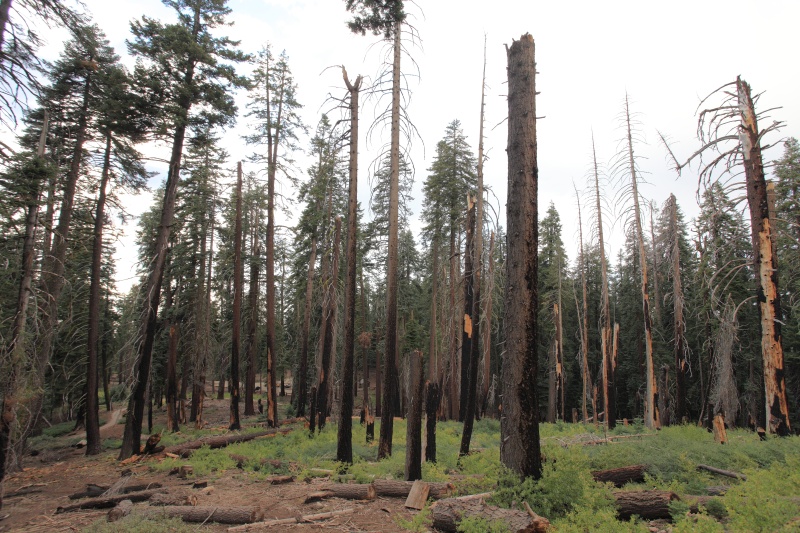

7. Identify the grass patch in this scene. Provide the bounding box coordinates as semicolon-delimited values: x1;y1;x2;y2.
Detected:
83;513;195;532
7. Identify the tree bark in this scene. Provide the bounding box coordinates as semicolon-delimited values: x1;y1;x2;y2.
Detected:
244;198;260;416
373;479;453;499
166;323;181;432
460;195;476;422
146;506;264;524
57;488;169;512
481;232;495;416
575;189;590;423
297;235;317;418
624;96;660;430
668;194;687;422
460;195;479;454
84;129;113;454
592;464;647;487
230;162;244;430
406;351;424;480
337;69;362;463
316;217;341;430
303;483;376;503
614;490;679;520
425;381;439;463
501;34;541;479
378;19;402;460
737;77;791;436
592;136;615;429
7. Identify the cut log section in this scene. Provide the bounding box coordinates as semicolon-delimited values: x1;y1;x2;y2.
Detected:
163;427;293;458
614;490;679;520
373;479;454;499
146;506;264;524
56;488;169;513
591;464;648;487
302;483;376;503
697;464;747;481
430;497;550;533
107;499;133;523
404;480;429;510
227;508;354;531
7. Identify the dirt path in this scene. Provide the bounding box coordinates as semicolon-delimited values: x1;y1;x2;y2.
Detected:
99;407;125;439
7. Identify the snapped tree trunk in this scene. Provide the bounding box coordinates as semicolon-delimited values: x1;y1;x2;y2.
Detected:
460;195;479;455
737;77;791;436
500;33;542;479
460;195;476;422
405;351;424;480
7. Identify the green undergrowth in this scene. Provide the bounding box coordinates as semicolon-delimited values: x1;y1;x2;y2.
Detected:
84;513;195;532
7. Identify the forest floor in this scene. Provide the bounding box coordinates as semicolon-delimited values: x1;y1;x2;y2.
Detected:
1;388;799;532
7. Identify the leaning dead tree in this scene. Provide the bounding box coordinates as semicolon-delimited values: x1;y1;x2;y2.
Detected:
501;33;541;479
665;194;688;422
666;77;790;435
615;96;659;430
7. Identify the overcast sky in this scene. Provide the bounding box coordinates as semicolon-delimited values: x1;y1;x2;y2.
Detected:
36;0;800;293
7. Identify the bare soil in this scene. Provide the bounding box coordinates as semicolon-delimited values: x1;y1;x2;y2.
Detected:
1;394;414;532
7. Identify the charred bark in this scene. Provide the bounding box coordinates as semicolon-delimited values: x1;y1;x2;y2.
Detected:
229;162;244;431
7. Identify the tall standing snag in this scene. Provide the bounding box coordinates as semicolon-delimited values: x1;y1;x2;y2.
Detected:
501;33;541;479
230;162;244;431
337;68;362;464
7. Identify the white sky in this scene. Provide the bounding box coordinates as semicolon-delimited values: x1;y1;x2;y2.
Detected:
35;0;800;293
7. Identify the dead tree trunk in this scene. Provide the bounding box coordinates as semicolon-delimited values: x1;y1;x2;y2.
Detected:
378;19;402;460
447;224;458;421
429;237;439;382
459;195;478;454
667;194;687;422
297;234;317;418
624;96;659;430
481;232;495;417
592;136;615;429
229;162;244;431
575;188;590;423
501;33;541;479
337;69;362;464
737;78;791;436
316;217;342;431
406;351;424;480
425;381;439;463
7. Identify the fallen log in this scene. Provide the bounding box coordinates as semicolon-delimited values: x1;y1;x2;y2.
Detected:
685;495;720;513
149;490;198;506
373;479;454;500
592;464;648;487
56;488;169;513
228;454;292;470
163;427;293;458
706;486;728;496
107;499;133;523
227;508;355;531
69;483;110;500
614;490;679;520
697;464;747;481
583;433;656;446
267;475;294;485
430;497;550;533
303;483;376;503
146;506;264;524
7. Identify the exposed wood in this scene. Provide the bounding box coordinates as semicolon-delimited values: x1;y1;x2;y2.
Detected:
149;490;198;506
163;427;293;458
142;433;161;455
302;483;376;503
430;497;550;533
614;490;679;520
712;413;728;444
697;464;746;480
373;479;453;499
178;465;194;479
228;508;354;531
146;506;264;524
107;499;133;523
404;480;430;510
406;350;424;480
592;464;648;487
501;33;542;479
56;488;169;512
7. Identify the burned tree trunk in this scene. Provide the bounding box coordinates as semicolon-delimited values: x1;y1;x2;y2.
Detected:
166;323;181;432
378;19;402;460
481;232;495;417
337;69;362;464
425;381;439;463
501;33;541;479
297;234;318;418
460;195;478;454
737;78;791;436
460;195;474;422
229;162;244;431
406;351;424;480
